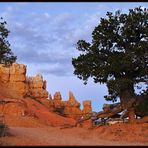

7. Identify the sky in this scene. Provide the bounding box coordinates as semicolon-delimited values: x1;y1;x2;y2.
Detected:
0;2;147;112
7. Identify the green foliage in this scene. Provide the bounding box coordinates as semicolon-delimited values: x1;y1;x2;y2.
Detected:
135;99;148;116
72;7;148;102
0;17;17;65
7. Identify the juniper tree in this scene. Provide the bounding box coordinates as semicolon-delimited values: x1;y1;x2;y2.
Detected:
72;7;148;123
0;17;16;65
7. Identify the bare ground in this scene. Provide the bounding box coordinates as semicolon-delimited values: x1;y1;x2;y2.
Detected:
0;94;148;146
1;123;148;146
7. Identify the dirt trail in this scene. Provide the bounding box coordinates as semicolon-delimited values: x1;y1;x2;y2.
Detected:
1;126;147;146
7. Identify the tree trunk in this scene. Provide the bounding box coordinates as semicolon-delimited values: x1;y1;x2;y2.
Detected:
120;84;136;123
128;107;136;124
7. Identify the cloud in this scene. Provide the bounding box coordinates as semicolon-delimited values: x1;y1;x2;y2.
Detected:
1;5;102;77
20;50;70;64
5;3;147;78
39;65;72;76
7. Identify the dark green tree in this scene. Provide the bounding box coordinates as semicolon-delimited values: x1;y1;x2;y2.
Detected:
72;7;148;123
0;17;16;65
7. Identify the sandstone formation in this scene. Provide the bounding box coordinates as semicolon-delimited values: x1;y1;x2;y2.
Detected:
82;100;92;117
0;63;48;99
47;91;93;119
0;63;93;121
0;63;27;98
0;97;29;118
53;92;64;109
26;74;48;99
46;94;55;112
63;91;82;118
0;97;76;127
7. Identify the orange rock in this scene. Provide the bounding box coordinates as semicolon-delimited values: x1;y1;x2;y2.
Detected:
0;98;28;117
26;74;48;99
0;63;48;99
0;63;27;98
9;63;26;82
53;92;63;109
82;100;92;116
63;91;82;118
82;119;93;128
0;64;10;82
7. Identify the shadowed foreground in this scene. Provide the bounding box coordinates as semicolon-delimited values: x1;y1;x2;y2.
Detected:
1;123;148;146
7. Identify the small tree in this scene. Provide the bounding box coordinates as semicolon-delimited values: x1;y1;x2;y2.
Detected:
72;7;148;123
0;17;16;65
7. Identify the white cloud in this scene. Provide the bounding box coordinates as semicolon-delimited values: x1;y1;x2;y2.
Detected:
2;6;103;78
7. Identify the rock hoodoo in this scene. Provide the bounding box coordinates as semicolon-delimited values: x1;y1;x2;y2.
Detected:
82;100;92;116
0;63;27;98
53;91;64;109
63;91;82;118
26;74;48;99
0;63;48;99
0;63;93;121
50;91;92;119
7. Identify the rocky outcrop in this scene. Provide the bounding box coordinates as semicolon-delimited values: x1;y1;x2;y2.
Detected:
0;63;48;99
0;98;28;117
47;91;93;119
0;63;27;98
63;91;82;118
47;94;55;112
0;63;93;120
53;92;64;109
82;100;92;116
26;74;48;99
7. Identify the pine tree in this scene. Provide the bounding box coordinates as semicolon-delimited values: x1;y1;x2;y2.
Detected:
0;17;17;65
72;7;148;123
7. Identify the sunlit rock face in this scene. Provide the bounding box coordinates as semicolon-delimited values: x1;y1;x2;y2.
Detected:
53;91;63;109
82;100;92;116
63;91;82;118
0;63;93;120
48;91;93;119
26;74;48;99
0;63;48;99
0;63;27;98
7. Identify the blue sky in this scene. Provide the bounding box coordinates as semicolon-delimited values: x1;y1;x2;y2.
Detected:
0;2;147;111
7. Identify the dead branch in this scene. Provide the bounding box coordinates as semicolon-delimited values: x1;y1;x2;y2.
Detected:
97;103;123;118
